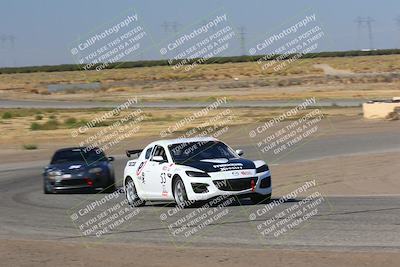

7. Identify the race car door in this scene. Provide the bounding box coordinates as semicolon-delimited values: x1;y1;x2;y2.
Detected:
143;145;169;199
133;146;154;198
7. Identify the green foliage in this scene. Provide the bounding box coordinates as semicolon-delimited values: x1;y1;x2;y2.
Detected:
30;122;40;130
2;112;12;119
30;119;59;130
1;49;400;74
64;117;77;126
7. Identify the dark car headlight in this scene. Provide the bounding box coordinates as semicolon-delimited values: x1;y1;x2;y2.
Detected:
47;170;62;180
256;164;269;173
48;170;62;176
185;171;210;177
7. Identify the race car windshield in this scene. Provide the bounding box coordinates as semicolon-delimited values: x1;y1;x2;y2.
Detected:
169;141;237;163
51;149;106;164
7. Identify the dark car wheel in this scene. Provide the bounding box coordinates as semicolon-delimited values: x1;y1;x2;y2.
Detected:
43;181;53;194
125;177;145;207
104;179;116;193
250;193;271;204
103;184;116;193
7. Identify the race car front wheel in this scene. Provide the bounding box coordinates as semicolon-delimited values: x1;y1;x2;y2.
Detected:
43;180;53;194
173;177;189;208
125;177;145;207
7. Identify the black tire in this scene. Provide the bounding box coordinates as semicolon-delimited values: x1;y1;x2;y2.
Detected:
104;179;116;193
43;181;53;194
173;177;190;208
125;177;145;207
250;193;271;204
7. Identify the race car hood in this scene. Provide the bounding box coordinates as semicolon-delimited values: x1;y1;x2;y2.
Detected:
180;158;255;173
46;161;106;173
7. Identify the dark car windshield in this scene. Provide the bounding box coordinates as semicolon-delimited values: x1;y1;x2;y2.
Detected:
51;148;106;164
169;141;237;163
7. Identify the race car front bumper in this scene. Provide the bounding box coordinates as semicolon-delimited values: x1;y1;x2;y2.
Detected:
44;172;112;192
184;171;272;201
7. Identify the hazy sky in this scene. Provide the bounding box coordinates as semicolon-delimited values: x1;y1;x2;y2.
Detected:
1;0;400;67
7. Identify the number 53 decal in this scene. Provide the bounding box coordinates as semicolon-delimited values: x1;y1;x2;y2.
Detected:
160;172;167;184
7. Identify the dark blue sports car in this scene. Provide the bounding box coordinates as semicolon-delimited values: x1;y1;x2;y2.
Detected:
43;147;115;194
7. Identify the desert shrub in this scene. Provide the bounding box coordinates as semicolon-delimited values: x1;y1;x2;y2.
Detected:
30;119;59;130
30;122;40;130
2;112;12;119
64;117;77;126
23;144;38;150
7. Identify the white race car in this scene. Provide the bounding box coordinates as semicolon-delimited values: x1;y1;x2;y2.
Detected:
123;137;271;207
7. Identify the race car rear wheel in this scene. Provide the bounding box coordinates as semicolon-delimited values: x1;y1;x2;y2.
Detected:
173;177;189;208
125;177;145;207
250;193;271;204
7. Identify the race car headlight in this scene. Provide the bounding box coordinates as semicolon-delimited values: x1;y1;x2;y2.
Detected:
256;164;269;173
88;167;103;174
185;171;210;177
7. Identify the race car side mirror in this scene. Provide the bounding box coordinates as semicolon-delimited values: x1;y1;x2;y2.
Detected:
152;155;166;163
236;149;244;156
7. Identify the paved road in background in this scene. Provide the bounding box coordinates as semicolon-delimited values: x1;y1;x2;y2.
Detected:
0;99;365;109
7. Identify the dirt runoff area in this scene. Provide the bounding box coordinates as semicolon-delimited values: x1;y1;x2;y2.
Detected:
0;239;398;267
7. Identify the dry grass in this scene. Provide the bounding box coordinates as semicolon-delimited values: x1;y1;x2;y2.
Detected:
0;55;399;102
0;107;360;148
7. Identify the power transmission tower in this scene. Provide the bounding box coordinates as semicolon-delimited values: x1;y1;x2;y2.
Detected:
0;34;16;66
0;34;7;48
170;21;180;34
238;26;247;56
161;21;170;33
365;17;374;50
8;35;15;48
354;17;375;50
161;21;181;60
162;21;180;34
395;16;400;47
8;35;16;66
354;17;363;50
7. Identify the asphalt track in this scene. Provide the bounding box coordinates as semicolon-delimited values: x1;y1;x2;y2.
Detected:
0;99;364;109
0;131;399;251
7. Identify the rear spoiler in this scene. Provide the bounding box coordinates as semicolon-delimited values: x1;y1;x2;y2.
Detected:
126;149;143;158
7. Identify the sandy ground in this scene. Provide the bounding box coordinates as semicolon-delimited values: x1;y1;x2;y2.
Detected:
0;239;399;267
272;151;400;196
